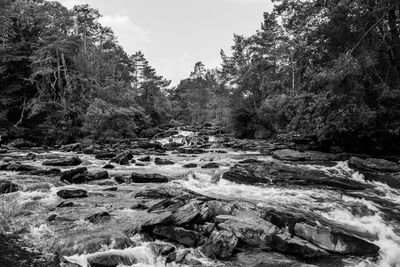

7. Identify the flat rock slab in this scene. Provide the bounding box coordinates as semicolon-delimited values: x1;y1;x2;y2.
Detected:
57;189;88;199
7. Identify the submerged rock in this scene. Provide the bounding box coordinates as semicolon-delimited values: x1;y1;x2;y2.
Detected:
42;157;82;166
85;212;111;224
201;162;219;169
138;156;151;162
57;189;88;199
183;163;198;168
0;181;19;194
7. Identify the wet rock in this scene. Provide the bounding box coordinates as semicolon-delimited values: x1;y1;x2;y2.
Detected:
200;229;238;259
130;172;169;183
130;201;148;210
95;152;117;160
231;250;318;267
205;200;235;217
138;156;151;162
362;172;400;189
125;212;173;236
137;141;163;150
111;151;134;165
0;149;7;154
60;167;88;183
220;161;370;190
10;139;37;149
153;225;200;246
85;212;111;224
349;157;400;173
238;158;262;164
272;149;341;162
172;202;201;225
5;163;38;172
217;215;278;246
102;164;114;169
134;187;190;199
87;253;135;267
42;157;82;166
54;232;133;256
272;233;330;258
114;175;130;184
57;189;88;199
165;249;191;264
294;222;380;255
56;201;74;208
147;243;175;257
178;148;206;154
60;143;81;152
201;162;219;169
90;171;109;181
154;158;175;165
103;187;118;191
183;163;198;168
47;214;57;222
22;169;61;176
0;181;19;194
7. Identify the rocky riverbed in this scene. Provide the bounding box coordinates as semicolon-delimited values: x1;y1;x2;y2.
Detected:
1;129;400;267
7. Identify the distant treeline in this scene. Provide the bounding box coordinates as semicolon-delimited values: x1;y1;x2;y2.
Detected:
2;0;400;153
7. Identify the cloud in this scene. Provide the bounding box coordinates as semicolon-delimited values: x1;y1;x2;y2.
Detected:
99;15;150;54
223;0;267;5
55;0;92;9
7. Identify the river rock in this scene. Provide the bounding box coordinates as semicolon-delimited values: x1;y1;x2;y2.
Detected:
103;164;114;169
138;156;151;162
154;158;175;165
201;162;219;169
217;215;278;246
10;139;37;149
153;225;200;247
294;222;380;255
60;167;88;183
42;156;82;166
147;243;175;257
183;163;198;168
95;152;117;160
5;163;38;172
362;171;400;189
172;202;201;225
22;169;61;176
178;148;206;154
0;181;19;194
272;233;330;258
85;212;111;224
54;231;133;256
90;171;109;181
57;189;88;199
111;151;134;165
200;229;238;259
125;212;173;236
220;161;370;190
87;252;135;267
272;149;341;162
348;157;400;173
130;172;169;183
137;141;163;150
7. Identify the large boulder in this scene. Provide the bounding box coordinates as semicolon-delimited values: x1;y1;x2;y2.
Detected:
0;181;19;194
153;225;200;247
216;215;278;246
111;151;134;165
57;189;88;199
42;157;82;166
200;229;238;259
219;161;370;190
60;167;88;183
293;222;380;256
154;158;175;165
272;233;330;258
172;202;201;225
348;157;400;173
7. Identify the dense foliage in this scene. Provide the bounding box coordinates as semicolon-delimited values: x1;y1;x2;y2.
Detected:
0;0;170;143
2;0;400;153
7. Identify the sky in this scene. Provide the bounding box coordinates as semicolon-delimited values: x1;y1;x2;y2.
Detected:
55;0;274;85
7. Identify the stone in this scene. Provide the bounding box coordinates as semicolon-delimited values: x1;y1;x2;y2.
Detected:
95;152;117;160
153;225;200;247
42;157;82;166
172;202;201;225
0;181;19;194
272;149;341;162
103;164;115;169
56;201;74;208
154;158;175;165
111;151;134;165
183;163;198;168
294;222;380;255
200;229;238;259
138;156;151;162
60;167;88;183
217;215;278;246
178;148;207;154
5;163;37;172
87;253;135;267
85;212;111;224
130;172;169;183
124;212;173;236
146;243;175;257
272;233;330;258
137;141;163;150
90;171;109;181
57;189;88;199
201;163;219;169
349;157;400;173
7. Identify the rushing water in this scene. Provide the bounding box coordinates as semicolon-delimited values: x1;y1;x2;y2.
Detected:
1;131;400;267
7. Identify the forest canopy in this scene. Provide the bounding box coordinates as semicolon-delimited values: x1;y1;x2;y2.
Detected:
1;0;400;153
